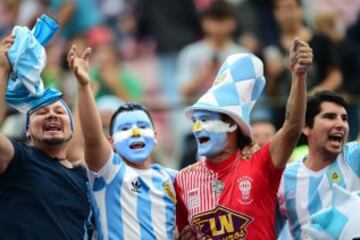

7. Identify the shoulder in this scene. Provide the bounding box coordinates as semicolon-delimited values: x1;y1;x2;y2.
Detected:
344;141;360;153
150;163;178;181
283;159;302;177
176;161;204;179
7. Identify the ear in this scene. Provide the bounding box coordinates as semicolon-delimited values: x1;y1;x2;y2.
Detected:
302;126;310;137
25;129;31;139
153;130;158;145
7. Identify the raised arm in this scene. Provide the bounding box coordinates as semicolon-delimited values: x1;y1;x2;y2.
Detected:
270;38;313;168
67;45;112;171
0;36;15;173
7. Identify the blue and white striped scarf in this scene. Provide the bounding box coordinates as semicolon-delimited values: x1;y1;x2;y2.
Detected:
6;14;60;113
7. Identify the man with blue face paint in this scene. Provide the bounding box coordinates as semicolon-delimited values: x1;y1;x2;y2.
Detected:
175;38;313;240
67;45;177;240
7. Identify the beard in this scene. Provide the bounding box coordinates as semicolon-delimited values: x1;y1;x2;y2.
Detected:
31;134;73;146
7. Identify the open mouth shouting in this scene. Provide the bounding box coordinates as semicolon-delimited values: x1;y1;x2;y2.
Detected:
327;132;344;146
130;141;146;150
199;136;210;144
43;121;63;133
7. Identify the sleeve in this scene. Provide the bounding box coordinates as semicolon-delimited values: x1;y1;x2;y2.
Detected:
344;141;360;177
174;176;189;233
2;140;27;176
86;151;125;190
252;143;284;193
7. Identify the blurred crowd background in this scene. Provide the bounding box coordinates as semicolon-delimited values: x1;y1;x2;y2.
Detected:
1;0;359;169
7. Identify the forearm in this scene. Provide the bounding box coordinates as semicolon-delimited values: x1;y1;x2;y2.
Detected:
285;73;306;130
270;73;306;168
77;84;105;145
0;69;8;122
0;68;14;173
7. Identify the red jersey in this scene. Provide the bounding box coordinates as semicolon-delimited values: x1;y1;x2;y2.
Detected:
175;143;283;240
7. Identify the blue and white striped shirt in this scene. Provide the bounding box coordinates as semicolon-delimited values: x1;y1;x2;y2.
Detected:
277;141;360;239
87;152;177;240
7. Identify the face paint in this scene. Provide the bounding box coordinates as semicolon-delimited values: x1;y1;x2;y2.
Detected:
192;110;237;157
112;110;156;164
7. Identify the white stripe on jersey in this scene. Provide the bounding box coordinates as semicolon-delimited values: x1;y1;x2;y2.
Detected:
120;167;142;240
94;189;108;239
139;168;167;239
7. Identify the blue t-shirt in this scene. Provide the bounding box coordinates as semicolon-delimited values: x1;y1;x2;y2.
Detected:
0;140;93;239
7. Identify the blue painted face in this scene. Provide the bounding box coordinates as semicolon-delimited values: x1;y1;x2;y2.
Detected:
192;110;230;157
112;110;156;164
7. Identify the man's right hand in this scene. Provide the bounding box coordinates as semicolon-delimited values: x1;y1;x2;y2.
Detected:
67;44;91;86
0;35;15;76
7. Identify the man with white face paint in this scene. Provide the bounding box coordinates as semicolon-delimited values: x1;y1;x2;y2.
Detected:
68;45;177;240
175;38;313;240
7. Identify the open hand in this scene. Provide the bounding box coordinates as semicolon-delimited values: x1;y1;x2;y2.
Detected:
67;45;91;86
289;38;313;76
0;35;15;74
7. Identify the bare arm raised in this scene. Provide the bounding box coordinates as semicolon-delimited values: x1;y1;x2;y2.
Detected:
67;45;112;171
0;36;15;173
270;38;313;168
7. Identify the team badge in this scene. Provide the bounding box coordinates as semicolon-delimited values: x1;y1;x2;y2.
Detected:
329;170;342;184
238;176;253;205
163;182;177;204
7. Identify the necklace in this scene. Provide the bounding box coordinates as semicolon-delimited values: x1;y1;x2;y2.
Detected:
211;151;241;196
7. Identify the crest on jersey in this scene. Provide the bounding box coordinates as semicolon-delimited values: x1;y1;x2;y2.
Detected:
192;205;253;239
238;176;253;205
329;170;342;184
163;182;177;204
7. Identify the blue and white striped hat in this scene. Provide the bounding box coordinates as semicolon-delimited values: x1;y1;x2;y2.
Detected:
184;53;266;137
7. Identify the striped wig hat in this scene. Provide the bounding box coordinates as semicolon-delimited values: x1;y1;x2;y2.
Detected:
184;53;266;137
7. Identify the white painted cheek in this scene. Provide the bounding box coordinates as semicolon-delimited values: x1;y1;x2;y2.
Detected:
139;128;155;139
202;120;238;133
112;130;132;143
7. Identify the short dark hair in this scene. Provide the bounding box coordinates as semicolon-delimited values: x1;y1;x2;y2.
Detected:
200;0;236;21
109;102;153;136
305;91;348;128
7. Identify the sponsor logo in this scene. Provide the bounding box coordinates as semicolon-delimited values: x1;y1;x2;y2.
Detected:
131;180;142;193
192;205;253;240
238;176;253;205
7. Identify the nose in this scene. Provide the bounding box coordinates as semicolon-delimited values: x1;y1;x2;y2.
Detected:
334;116;347;129
192;121;203;132
131;127;141;137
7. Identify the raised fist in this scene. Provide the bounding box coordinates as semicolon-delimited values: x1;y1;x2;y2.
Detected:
289;38;313;76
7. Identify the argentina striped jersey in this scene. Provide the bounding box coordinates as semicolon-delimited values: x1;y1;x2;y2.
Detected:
87;151;177;240
277;141;360;239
